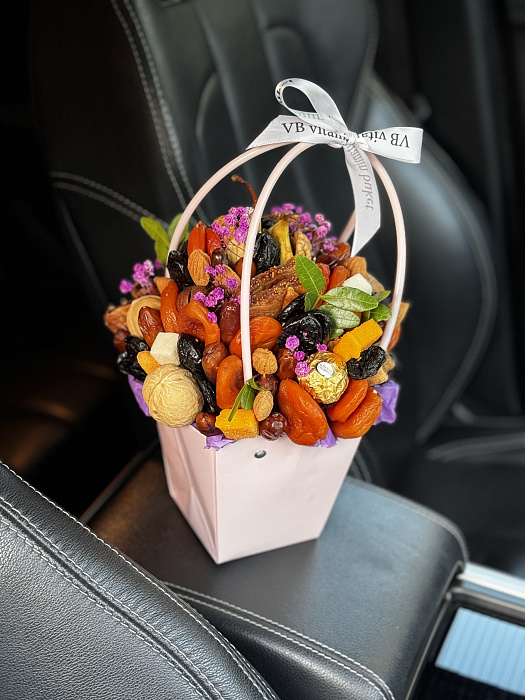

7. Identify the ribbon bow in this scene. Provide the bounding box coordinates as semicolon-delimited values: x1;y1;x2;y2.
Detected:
248;78;423;254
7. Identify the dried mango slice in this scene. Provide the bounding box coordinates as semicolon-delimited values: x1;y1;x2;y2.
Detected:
333;319;383;362
216;408;259;439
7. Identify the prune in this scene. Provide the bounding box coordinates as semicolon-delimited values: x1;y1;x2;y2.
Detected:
253;232;280;274
261;217;278;229
276;293;307;324
117;336;149;381
277;314;325;355
167;249;193;290
259;411;287;441
178;334;204;374
197;375;220;414
178;334;219;412
346;346;387;380
308;309;331;341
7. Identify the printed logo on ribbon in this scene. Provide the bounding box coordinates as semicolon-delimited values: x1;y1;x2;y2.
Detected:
248;78;423;254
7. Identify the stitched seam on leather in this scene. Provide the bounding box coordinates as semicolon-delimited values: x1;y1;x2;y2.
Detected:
50;172;169;225
0;496;228;700
53;182;155;224
117;0;202;214
110;0;189;212
174;591;394;700
168;584;396;700
0;515;212;700
350;480;469;560
367;77;497;442
0;464;273;700
426;433;525;462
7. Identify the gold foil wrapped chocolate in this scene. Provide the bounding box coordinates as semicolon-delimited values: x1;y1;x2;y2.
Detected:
298;352;349;404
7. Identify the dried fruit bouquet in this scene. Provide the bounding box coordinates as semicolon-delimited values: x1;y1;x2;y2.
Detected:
104;189;406;449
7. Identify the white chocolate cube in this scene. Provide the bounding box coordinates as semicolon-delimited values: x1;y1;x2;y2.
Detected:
342;273;373;295
150;332;180;366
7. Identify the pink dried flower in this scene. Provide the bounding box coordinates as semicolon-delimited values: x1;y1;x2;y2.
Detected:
119;279;134;294
316;344;328;352
226;277;238;290
207;312;218;323
285;335;300;351
295;361;310;378
204;265;215;275
294;350;305;361
193;291;206;303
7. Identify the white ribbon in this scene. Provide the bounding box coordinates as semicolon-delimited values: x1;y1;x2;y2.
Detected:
248;78;423;254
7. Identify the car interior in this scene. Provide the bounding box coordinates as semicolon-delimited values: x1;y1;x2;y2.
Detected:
3;0;525;698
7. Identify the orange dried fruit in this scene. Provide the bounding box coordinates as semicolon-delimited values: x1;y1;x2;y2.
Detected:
229;316;282;357
330;386;382;439
215;408;259;439
177;299;220;346
216;354;244;409
160;279;180;333
326;379;368;423
278;379;328;446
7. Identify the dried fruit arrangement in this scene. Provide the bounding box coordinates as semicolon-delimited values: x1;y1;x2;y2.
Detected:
105;198;406;448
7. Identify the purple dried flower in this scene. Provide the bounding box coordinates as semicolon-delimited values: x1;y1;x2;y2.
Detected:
282;203;295;212
315;213;325;224
207;312;218;323
204;265;215;275
204;295;217;308
119;279;134;294
193;291;206;303
285;335;300;351
154;259;164;269
215;264;226;275
294;350;305;361
224;212;237;227
143;259;155;276
300;213;312;225
295;361;310;378
212;286;225;301
316;344;327;352
226;277;238;290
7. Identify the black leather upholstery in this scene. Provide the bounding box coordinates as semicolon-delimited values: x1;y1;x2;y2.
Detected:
88;453;467;700
0;461;279;700
28;0;525;572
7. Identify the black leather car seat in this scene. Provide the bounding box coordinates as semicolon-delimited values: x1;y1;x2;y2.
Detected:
28;0;525;575
0;460;279;700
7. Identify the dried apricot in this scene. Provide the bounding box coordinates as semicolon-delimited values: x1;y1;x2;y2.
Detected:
328;265;350;290
330;386;382;439
326;379;368;423
216;354;244;409
177;299;220;346
160;279;180;333
187;221;207;255
205;227;222;256
229;316;282;357
278;379;328;446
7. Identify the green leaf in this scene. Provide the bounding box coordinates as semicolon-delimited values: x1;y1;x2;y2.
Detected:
321;286;378;312
303;290;318;312
167;213;183;240
228;382;256;421
373;290;391;304
140;217;171;266
295;255;325;296
319;305;361;332
370;304;392;322
330;327;345;340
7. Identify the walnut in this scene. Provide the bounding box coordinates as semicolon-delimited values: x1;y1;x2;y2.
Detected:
187;249;211;286
252;348;278;375
142;365;203;427
294;231;312;258
253;391;274;421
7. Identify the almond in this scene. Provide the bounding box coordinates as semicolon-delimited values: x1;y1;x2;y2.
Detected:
253;390;274;421
187;249;211;286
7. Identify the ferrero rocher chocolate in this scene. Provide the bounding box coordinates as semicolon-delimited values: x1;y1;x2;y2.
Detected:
143;364;203;427
298;352;349;404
